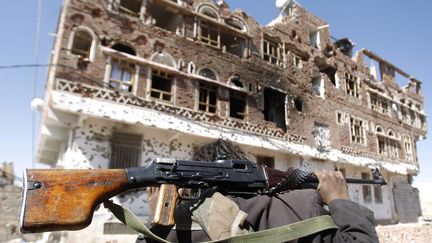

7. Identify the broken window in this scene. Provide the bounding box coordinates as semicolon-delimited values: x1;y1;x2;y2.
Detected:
119;0;142;16
256;156;274;168
199;20;219;47
361;172;372;203
293;98;304;113
404;135;413;161
345;73;359;98
198;68;217;80
293;54;302;69
314;122;331;152
71;29;92;58
308;26;320;49
110;132;142;168
147;1;183;33
198;82;217;113
312;77;324;98
263;88;286;131
321;67;337;87
263;37;281;65
150;69;173;102
220;31;246;58
350;117;365;144
369;92;389;115
109;58;135;92
229;91;246;120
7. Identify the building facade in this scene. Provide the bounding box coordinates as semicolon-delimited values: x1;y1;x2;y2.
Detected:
36;0;427;234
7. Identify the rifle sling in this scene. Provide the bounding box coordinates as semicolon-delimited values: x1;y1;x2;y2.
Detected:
104;200;338;243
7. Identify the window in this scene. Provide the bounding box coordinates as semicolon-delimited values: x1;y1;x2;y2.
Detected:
312;77;324;98
387;139;399;159
71;30;92;58
198;82;217;113
293;54;302;69
256;156;274;168
119;0;142;16
150;70;173;102
361;172;372;203
263;88;286;131
336;112;343;125
147;1;183;33
369;92;389;115
198;68;217;80
376;128;399;159
350;117;365;144
378;137;386;155
374;185;383;204
110;132;142;168
109;58;135;92
404;135;413;161
263;37;281;65
345;73;359;98
229;91;246;120
199;20;219;47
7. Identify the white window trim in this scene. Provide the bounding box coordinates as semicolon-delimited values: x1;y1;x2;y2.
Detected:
67;26;97;62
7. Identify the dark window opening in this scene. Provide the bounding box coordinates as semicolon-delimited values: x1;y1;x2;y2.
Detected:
119;0;142;16
150;70;173;102
198;82;217;113
110;132;142;168
230;91;246;120
147;2;183;32
294;98;304;113
256;156;274;168
263;88;286;131
198;68;217;80
71;30;92;58
221;31;245;58
320;67;337;86
112;43;136;56
231;77;243;88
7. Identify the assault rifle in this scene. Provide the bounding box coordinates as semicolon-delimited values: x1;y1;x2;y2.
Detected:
20;159;386;233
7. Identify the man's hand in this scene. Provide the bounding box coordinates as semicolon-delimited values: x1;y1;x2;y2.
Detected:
314;171;349;204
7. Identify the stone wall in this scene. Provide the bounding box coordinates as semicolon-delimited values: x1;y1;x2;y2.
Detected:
0;185;42;242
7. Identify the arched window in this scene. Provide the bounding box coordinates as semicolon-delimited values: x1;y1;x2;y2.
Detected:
229;76;244;88
388;129;395;137
375;125;384;134
225;18;248;33
198;5;220;20
150;52;176;68
198;68;218;80
71;29;93;58
188;62;196;74
112;43;136;55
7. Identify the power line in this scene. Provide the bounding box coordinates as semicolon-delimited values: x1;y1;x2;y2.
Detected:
32;0;43;169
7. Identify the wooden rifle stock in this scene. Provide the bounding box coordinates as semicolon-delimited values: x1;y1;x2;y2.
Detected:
20;169;129;233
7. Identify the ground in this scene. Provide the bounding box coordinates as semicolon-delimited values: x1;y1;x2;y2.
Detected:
377;222;432;243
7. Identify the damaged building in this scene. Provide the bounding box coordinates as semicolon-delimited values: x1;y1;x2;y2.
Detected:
35;0;427;237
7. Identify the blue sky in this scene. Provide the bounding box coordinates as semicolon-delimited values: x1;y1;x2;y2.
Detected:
0;0;431;184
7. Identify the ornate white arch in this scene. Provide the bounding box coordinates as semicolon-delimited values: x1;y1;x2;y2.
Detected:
197;4;221;20
150;52;176;68
197;67;219;81
68;26;98;61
